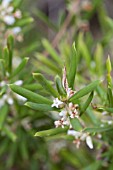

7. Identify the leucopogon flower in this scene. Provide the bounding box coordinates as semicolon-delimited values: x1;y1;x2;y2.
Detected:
68;130;93;149
51;67;94;149
0;80;26;108
0;0;23;44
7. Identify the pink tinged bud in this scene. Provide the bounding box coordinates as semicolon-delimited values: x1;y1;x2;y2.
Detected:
86;136;93;149
14;10;22;19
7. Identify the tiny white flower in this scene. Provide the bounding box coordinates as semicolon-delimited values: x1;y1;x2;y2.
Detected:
67;130;81;139
108;120;113;125
0;81;6;87
14;80;23;86
14;10;22;19
4;15;15;25
7;6;14;13
12;27;21;34
51;98;64;108
54;119;64;128
86;136;93;149
0;99;5;108
2;0;12;8
7;97;13;105
102;111;107;115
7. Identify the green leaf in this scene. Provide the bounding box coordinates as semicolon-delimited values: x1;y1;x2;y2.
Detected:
35;53;61;74
10;57;29;78
94;44;103;77
80;91;94;115
25;102;56;111
42;39;61;64
77;33;91;67
0;86;7;96
9;84;52;104
34;127;68;137
15;17;33;27
106;56;112;73
33;73;59;97
70;118;82;131
55;75;66;96
7;35;14;73
84;126;113;133
69;80;99;102
23;84;43;91
3;47;9;69
68;42;78;89
3;126;17;142
98;107;113;113
0;105;8;130
107;86;113;107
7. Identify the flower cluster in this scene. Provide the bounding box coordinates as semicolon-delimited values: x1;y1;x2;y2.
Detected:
51;67;94;149
0;80;26;108
52;97;79;128
0;0;23;44
68;130;93;149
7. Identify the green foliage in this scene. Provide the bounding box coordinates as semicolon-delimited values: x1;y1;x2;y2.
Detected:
0;0;113;170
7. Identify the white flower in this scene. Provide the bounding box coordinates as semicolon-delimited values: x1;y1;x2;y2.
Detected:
51;98;64;108
86;136;93;149
14;10;22;19
4;15;15;25
54;117;70;128
67;130;93;149
14;80;23;86
68;102;79;118
67;130;81;139
7;97;13;105
0;81;6;87
12;27;21;34
2;0;12;8
69;109;79;119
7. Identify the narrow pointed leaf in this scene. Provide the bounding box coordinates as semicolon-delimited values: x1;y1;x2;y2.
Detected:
68;42;78;89
3;47;9;68
7;35;14;73
84;126;113;133
69;80;99;102
80;91;94;115
107;87;113;107
3;127;17;142
55;75;66;96
70;118;82;131
25;102;57;111
9;84;52;104
34;127;68;137
10;57;29;78
0;105;8;130
33;73;59;97
42;39;61;64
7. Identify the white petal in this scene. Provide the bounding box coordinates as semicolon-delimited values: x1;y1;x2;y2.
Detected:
4;15;15;25
12;27;21;34
2;0;12;8
67;130;81;138
86;136;93;149
14;80;23;86
7;97;13;105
